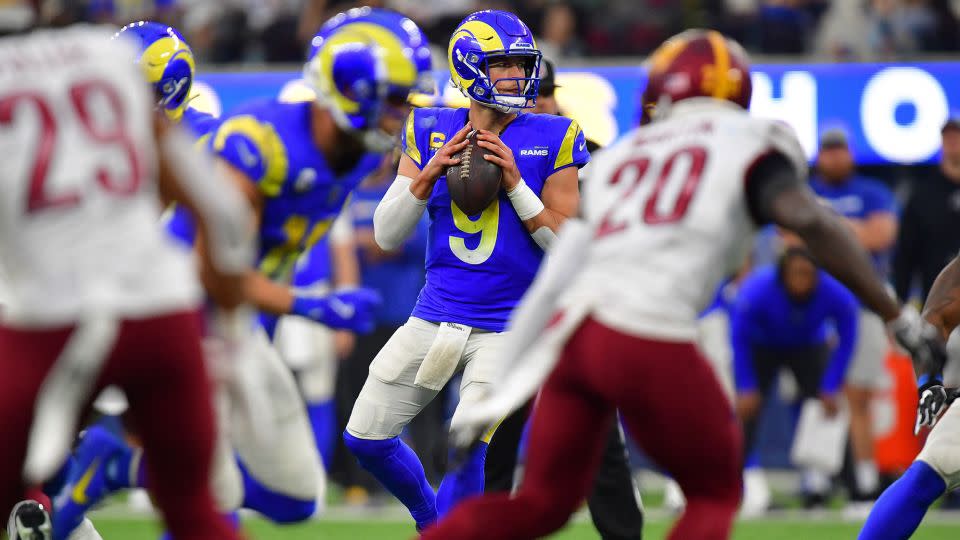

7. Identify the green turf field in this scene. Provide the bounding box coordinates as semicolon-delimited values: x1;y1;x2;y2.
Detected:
87;516;960;540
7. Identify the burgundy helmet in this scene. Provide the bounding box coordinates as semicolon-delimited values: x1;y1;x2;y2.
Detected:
641;29;752;124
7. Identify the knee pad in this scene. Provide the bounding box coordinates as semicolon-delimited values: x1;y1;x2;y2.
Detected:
210;451;243;511
917;406;960;489
234;414;326;500
917;449;960;490
345;386;409;440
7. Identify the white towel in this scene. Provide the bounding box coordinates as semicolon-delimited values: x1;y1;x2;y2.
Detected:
415;322;471;391
790;398;849;474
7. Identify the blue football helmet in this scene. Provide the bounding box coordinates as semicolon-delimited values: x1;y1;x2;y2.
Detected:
113;21;195;122
303;8;433;152
448;10;542;113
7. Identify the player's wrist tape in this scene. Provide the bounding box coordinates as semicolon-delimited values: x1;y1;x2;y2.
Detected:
506;178;545;221
531;226;557;251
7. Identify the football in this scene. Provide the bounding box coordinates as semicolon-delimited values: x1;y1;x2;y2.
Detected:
446;131;503;215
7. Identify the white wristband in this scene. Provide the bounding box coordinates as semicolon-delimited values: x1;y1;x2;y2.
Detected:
506;178;545;221
531;226;558;251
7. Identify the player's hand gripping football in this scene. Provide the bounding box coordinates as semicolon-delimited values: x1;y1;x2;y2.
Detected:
420;122;473;184
290;287;382;334
476;130;522;191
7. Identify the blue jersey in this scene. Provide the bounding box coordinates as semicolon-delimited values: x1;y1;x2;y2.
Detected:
211;99;381;282
182;107;219;139
291;236;332;288
401;107;589;331
810;174;897;276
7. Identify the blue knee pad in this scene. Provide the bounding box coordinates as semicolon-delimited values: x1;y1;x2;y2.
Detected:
237;460;315;524
343;432;437;529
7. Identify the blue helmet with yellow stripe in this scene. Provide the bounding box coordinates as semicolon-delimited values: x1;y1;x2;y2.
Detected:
113;21;195;122
448;10;542;113
304;8;433;152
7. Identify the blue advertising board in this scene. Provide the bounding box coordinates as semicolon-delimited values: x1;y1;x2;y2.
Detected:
194;62;960;165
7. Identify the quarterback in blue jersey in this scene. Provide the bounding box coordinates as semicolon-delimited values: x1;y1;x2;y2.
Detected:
52;10;435;538
184;8;434;526
343;10;589;530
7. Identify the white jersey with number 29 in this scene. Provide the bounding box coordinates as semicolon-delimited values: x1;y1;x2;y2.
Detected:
0;26;201;326
567;99;808;341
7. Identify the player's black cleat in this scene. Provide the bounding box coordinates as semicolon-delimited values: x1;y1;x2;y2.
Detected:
6;500;52;540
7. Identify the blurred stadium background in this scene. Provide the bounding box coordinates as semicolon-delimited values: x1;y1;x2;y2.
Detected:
9;0;960;538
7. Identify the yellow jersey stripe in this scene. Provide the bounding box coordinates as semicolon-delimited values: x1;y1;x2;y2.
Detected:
404;112;421;165
554;119;581;170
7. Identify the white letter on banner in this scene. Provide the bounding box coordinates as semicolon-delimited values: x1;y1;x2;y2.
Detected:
750;71;817;159
278;79;317;103
189;81;222;117
861;67;948;163
554;73;619;147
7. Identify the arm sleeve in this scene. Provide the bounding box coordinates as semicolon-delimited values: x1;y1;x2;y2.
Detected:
373;175;427;251
731;280;759;393
211;115;286;198
893;190;922;301
550;119;591;175
401;215;430;261
820;276;859;394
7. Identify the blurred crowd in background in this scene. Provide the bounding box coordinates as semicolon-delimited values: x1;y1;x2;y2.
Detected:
3;0;960;64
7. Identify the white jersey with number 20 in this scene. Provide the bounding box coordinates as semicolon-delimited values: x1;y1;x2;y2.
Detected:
0;26;201;326
567;100;808;341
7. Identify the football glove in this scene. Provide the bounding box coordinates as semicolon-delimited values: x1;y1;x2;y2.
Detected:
915;379;950;434
291;287;381;334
